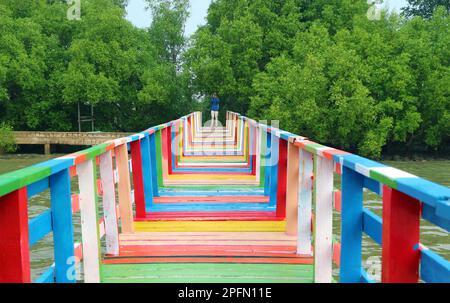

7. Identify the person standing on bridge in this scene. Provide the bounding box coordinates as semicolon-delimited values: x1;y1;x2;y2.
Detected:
211;93;220;128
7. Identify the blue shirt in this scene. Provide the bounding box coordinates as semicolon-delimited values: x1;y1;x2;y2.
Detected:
211;97;220;111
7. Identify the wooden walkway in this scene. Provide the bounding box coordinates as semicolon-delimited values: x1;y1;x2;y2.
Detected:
100;113;314;283
0;111;449;283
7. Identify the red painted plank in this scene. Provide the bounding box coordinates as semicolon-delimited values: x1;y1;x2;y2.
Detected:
0;188;31;282
137;211;283;221
97;178;103;196
72;194;80;214
117;245;303;258
334;190;342;212
335;163;342;175
333;242;341;267
276;138;288;218
169;170;253;175
103;257;313;265
153;196;269;204
381;186;421;283
130;140;146;219
70;166;77;178
74;243;83;261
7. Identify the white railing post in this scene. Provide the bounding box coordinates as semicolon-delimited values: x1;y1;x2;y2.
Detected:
99;150;119;255
297;149;313;255
314;155;334;283
77;159;101;283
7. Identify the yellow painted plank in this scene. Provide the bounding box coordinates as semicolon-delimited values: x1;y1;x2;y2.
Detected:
134;221;286;232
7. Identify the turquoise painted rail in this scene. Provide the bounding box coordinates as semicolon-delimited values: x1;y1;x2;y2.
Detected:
0;111;448;283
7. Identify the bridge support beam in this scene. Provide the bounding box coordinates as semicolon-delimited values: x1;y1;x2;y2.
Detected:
44;144;51;155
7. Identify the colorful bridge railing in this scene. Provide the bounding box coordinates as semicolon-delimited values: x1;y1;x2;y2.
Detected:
0;111;448;283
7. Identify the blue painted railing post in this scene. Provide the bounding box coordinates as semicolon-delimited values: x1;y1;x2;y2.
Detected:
269;131;279;207
264;131;271;196
140;135;154;211
50;168;75;283
149;132;159;197
340;166;364;283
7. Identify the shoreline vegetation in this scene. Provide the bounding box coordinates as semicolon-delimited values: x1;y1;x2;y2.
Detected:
0;0;448;161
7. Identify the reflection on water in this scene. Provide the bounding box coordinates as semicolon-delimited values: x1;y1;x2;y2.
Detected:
0;155;449;282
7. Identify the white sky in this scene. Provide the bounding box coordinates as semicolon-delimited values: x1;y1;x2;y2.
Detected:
125;0;409;36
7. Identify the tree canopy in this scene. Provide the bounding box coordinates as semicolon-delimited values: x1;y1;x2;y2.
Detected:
0;0;193;132
402;0;450;19
184;0;449;158
0;0;448;158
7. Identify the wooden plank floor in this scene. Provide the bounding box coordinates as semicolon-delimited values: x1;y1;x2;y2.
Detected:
100;118;314;283
101;263;314;283
101;231;314;283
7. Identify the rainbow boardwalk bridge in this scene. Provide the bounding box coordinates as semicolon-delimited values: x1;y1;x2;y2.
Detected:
0;111;449;283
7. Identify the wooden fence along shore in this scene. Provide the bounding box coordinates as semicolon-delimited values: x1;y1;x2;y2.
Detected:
0;111;449;283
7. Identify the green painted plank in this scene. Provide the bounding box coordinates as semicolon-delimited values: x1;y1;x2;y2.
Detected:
369;169;398;189
72;143;108;161
303;143;325;155
100;263;313;283
0;166;51;197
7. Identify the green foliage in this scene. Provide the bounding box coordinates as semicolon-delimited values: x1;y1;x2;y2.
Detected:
186;0;449;159
403;0;450;19
0;123;16;154
0;0;448;159
0;0;193;133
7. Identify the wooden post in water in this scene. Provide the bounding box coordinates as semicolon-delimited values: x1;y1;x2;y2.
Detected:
381;186;421;283
0;188;30;283
44;144;51;155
